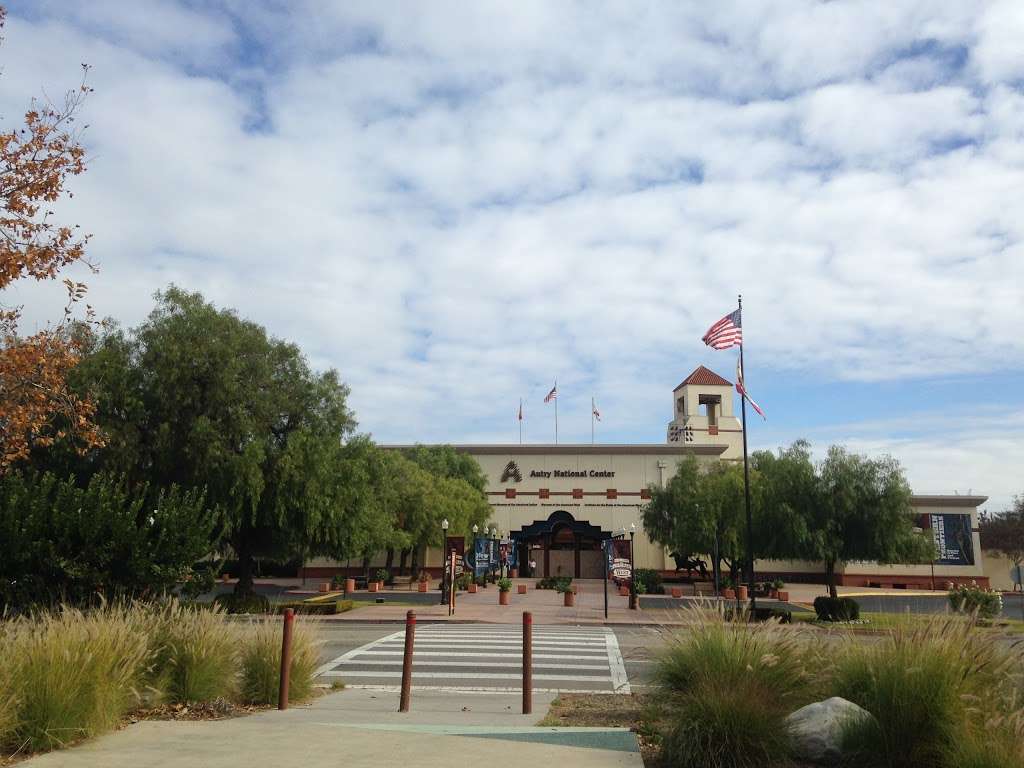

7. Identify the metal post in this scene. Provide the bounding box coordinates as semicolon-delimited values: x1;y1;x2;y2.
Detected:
522;611;533;714
399;610;416;712
440;528;448;605
449;550;456;616
603;539;609;620
277;608;294;710
629;531;637;610
713;525;720;595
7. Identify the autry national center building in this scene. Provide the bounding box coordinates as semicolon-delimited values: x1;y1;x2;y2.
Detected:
308;365;989;588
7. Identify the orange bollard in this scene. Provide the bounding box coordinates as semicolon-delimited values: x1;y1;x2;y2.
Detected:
522;611;533;714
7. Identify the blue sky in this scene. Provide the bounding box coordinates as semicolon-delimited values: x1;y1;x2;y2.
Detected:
2;1;1022;510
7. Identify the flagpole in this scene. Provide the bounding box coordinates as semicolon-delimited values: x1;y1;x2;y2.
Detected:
591;397;594;444
519;398;523;445
554;380;558;444
738;294;756;613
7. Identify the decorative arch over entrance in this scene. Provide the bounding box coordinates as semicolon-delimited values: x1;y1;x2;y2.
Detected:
511;510;610;578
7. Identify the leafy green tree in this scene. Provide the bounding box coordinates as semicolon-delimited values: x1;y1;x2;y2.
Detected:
801;445;928;598
980;496;1024;588
0;471;213;609
643;456;749;587
61;287;360;595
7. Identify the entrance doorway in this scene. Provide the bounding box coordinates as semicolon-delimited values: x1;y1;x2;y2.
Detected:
512;510;610;579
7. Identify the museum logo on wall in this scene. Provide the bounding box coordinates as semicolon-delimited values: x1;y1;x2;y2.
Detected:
500;460;523;483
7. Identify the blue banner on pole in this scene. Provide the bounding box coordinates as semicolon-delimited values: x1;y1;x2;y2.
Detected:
474;538;490;578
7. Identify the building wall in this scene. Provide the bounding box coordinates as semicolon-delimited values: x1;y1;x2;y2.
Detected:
983;551;1023;591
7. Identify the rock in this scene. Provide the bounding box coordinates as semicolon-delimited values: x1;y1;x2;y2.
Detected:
786;697;873;765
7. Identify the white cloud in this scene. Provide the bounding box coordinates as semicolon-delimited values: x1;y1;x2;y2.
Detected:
0;1;1021;494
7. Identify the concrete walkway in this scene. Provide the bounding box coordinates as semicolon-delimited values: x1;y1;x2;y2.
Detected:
24;689;642;768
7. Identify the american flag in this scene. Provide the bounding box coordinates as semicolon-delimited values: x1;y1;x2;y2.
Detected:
592;398;601;421
702;309;742;350
544;382;557;403
518;399;523;421
736;357;766;420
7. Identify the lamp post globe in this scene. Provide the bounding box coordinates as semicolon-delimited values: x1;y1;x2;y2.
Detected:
628;523;637;610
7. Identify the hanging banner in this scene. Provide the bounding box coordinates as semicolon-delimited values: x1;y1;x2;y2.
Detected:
928;514;975;566
474;538;491;578
608;538;632;583
447;536;466;578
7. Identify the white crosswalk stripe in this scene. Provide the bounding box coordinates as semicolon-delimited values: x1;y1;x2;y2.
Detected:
317;624;631;694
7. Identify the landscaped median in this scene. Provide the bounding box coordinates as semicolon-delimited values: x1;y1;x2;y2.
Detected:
0;601;324;761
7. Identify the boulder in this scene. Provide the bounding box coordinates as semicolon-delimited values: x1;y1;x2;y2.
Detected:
786;697;873;765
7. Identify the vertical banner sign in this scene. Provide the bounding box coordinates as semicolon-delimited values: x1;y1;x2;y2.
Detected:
448;536;466;578
929;514;975;566
489;540;499;573
507;539;518;570
499;542;509;572
474;538;490;578
610;539;632;584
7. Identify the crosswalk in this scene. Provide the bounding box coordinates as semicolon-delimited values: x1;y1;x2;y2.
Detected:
316;624;630;694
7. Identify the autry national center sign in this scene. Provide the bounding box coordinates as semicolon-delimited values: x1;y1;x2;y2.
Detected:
500;460;614;483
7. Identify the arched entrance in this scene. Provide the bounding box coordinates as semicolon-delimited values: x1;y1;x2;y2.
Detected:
512;510;609;578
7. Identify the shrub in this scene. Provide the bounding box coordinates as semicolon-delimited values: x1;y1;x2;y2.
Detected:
653;606;819;768
275;599;353;615
374;569;390;584
948;584;1003;620
813;595;860;622
497;578;512;592
213;593;271;614
833;615;1021;768
151;603;238;704
634;568;664;595
1;605;151;753
239;618;322;706
454;572;473;590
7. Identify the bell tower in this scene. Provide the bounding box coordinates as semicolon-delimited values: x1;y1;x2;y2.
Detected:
666;365;743;459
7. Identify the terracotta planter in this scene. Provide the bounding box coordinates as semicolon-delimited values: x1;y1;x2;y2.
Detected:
499;590;510;605
737;585;748;601
670;587;683;598
377;580;385;591
777;590;789;601
517;584;527;595
417;581;428;593
345;578;355;594
618;585;629;597
723;588;735;599
368;582;379;593
318;582;330;593
510;569;519;578
563;591;575;607
468;583;478;594
945;581;955;591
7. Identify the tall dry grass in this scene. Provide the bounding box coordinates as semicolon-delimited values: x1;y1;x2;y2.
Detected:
834;615;1024;768
238;618;322;706
150;602;240;704
0;605;151;753
654;604;822;768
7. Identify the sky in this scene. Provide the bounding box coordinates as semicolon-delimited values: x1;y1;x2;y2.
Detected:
2;1;1022;510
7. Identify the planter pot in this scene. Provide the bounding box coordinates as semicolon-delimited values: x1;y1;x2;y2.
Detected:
777;590;789;601
377;581;385;591
737;585;748;601
945;581;955;591
510;569;519;578
517;584;527;595
618;585;629;597
563;591;575;607
417;581;428;593
723;588;735;599
344;578;355;594
368;582;379;593
318;582;330;593
670;587;683;598
468;583;478;594
499;591;510;606
221;573;230;583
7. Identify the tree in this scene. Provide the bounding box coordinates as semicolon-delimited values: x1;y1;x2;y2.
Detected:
64;287;360;595
980;496;1024;590
800;445;929;598
643;456;750;588
0;470;214;609
0;9;102;469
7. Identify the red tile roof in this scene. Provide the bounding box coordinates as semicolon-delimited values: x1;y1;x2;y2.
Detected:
674;365;732;390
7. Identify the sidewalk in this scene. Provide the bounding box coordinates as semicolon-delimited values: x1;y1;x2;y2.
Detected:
24;689;642;768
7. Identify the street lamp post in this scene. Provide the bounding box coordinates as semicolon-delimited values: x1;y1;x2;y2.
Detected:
440;518;449;605
629;523;637;610
471;524;478;583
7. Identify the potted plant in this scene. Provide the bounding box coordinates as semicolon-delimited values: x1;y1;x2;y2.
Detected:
737;584;748;601
417;571;429;593
722;577;735;599
375;569;389;591
770;578;785;598
558;582;576;607
497;577;512;605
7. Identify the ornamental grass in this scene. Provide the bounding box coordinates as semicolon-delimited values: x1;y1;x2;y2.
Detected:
834;614;1024;768
149;601;241;704
238;617;322;706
